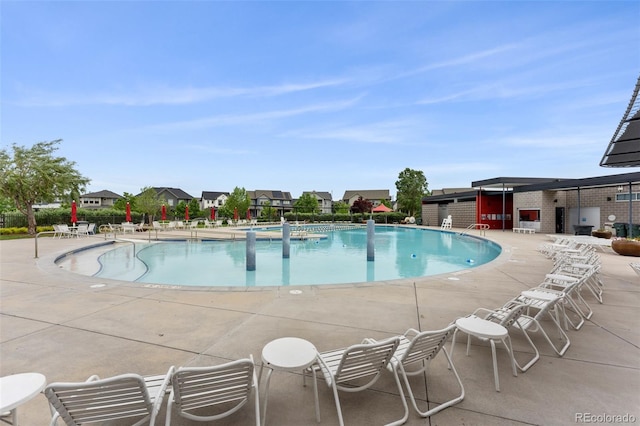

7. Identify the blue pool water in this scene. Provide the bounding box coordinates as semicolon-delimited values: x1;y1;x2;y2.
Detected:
90;226;501;287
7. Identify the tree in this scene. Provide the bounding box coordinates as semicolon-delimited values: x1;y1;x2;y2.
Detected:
219;187;250;218
294;193;319;214
395;168;429;216
136;187;163;224
351;196;373;214
260;201;277;222
113;192;137;211
333;201;350;214
188;198;201;218
0;140;90;234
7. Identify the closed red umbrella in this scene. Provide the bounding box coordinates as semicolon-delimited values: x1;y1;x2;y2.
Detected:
71;200;77;225
211;208;215;220
161;204;167;221
185;205;189;221
246;209;251;220
125;202;132;222
233;207;239;221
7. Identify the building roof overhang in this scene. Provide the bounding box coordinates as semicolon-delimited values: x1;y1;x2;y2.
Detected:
601;75;640;167
512;172;640;193
471;177;564;189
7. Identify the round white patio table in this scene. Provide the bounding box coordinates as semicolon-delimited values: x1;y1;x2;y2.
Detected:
0;372;46;425
451;316;517;392
259;337;319;425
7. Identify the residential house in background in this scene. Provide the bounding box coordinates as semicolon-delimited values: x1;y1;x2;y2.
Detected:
301;191;333;214
249;190;293;218
149;187;194;207
200;191;229;212
79;190;122;209
342;190;391;208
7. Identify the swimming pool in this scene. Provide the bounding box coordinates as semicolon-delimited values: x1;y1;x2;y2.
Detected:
71;226;501;287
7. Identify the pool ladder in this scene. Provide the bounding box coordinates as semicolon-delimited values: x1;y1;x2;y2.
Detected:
458;223;490;236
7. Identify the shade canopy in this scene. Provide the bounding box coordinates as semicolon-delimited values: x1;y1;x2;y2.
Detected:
372;204;392;212
601;75;640;167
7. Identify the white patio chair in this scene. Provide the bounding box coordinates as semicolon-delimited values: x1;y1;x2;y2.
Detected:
306;336;399;426
45;366;173;426
507;290;571;357
166;356;260;425
366;325;464;425
471;303;539;372
75;223;89;238
56;224;72;238
87;223;96;235
52;224;65;238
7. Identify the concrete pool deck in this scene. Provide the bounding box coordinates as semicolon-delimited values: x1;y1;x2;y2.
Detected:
1;227;638;425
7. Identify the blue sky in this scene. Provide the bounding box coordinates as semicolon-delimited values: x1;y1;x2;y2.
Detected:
2;1;639;200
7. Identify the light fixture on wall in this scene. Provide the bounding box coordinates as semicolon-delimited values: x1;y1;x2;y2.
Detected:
617;186;624;192
607;197;612;201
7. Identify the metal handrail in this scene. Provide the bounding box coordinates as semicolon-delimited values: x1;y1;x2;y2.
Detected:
459;223;490;237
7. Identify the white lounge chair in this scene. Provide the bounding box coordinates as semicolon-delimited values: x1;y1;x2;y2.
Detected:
470;303;539;372
631;263;640;276
306;336;399;426
45;367;173;426
165;356;260;425
366;325;464;425
74;223;89;238
506;291;571;357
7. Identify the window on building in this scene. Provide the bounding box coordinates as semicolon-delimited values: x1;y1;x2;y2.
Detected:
616;192;639;202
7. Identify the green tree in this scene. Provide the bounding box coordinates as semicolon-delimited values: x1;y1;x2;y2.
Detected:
0;195;16;213
333;201;350;214
136;187;163;224
395;168;429;216
219;187;250;219
0;140;90;234
113;192;137;211
175;201;187;219
294;192;320;214
188;198;201;218
260;201;277;222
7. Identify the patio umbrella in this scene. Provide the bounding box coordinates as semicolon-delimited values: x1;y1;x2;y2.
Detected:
71;200;77;225
125;202;132;222
185;205;189;221
211;208;216;220
161;204;167;221
233;207;239;221
246;209;251;220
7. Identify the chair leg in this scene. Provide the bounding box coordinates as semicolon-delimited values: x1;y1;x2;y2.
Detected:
513;326;540;372
397;350;464;420
330;382;345;426
384;367;409;426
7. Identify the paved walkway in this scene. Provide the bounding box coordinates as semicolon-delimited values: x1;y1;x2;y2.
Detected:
1;228;638;425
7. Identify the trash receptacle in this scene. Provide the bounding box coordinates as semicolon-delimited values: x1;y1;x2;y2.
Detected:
630;224;640;238
612;222;627;238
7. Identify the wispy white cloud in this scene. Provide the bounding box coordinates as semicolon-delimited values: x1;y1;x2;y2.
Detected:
142;95;364;131
13;78;350;107
281;118;421;145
